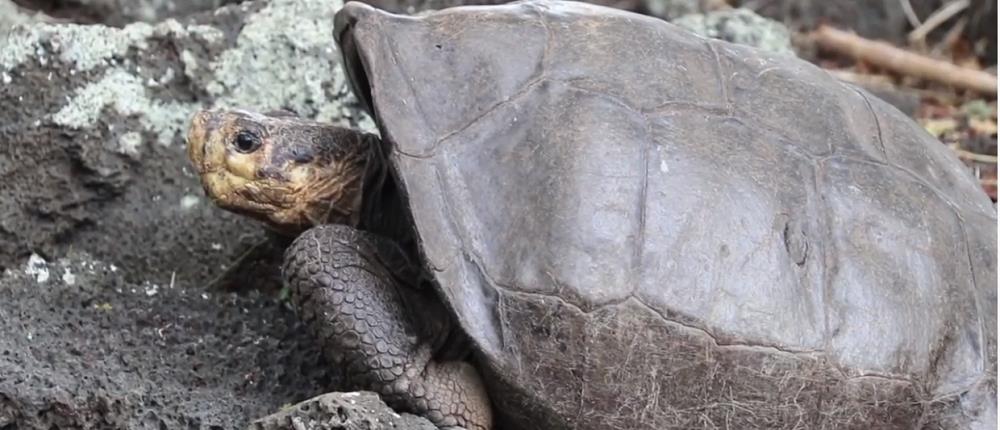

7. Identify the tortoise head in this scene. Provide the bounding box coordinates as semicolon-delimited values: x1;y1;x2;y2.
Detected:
185;108;372;234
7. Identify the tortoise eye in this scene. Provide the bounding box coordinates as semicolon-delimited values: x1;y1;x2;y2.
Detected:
233;130;261;153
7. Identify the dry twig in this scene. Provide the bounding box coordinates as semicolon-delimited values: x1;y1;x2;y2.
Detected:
829;69;960;103
813;25;998;95
908;0;970;45
937;16;968;53
827;70;895;87
899;0;923;28
951;147;998;164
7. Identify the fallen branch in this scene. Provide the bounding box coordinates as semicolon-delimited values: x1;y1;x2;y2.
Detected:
827;69;895;87
952;147;998;164
813;25;997;95
828;69;960;104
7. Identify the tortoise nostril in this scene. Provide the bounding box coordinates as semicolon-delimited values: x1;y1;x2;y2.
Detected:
256;166;287;181
291;147;314;164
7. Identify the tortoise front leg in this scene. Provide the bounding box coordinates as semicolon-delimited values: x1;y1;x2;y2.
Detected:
282;224;493;430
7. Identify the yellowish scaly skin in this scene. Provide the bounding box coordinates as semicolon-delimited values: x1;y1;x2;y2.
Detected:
185;109;493;430
186;109;367;234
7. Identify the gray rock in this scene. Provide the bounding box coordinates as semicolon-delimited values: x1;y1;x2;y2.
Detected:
80;0;235;24
250;392;436;430
12;0;242;26
0;0;50;36
0;251;337;429
0;0;379;428
673;7;794;55
740;0;910;44
0;0;372;281
641;0;725;20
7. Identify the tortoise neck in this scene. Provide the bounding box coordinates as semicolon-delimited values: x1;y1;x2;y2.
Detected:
357;133;417;249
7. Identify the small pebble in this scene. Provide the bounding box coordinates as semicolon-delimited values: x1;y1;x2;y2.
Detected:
180;194;199;209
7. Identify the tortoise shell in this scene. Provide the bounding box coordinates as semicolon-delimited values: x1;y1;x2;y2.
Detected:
335;1;997;428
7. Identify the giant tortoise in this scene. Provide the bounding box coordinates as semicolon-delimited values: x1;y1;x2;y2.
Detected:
185;1;998;428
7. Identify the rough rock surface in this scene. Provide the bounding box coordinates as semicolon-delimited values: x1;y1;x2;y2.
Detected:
72;0;240;25
674;7;794;54
250;392;435;430
1;0;50;36
640;0;725;20
0;0;373;428
11;0;243;26
0;0;372;281
0;251;337;428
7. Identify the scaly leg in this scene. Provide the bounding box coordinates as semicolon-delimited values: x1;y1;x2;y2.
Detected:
282;224;492;430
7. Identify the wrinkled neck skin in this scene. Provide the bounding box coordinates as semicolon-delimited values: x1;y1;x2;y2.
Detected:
356;134;469;358
250;123;370;236
356;133;418;254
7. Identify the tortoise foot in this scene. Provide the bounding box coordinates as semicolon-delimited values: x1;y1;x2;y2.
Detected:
282;224;493;430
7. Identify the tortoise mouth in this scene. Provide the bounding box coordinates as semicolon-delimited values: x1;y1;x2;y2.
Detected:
335;4;376;117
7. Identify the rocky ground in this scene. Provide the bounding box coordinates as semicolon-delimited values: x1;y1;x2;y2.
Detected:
0;0;994;428
1;251;337;428
249;392;434;430
0;0;382;427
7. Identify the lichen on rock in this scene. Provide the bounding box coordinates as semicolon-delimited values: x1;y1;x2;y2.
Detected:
205;0;355;124
673;7;794;55
0;2;386;424
1;21;154;72
0;0;374;276
3;0;369;153
0;0;48;37
52;68;194;146
641;0;725;20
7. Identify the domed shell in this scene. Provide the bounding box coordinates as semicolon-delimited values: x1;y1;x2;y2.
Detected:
336;1;997;428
